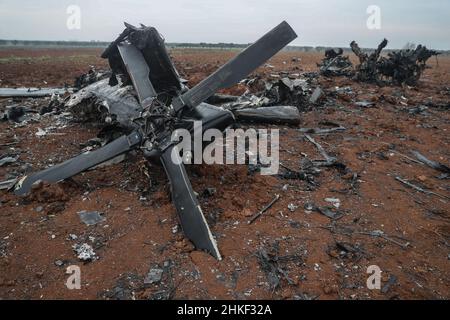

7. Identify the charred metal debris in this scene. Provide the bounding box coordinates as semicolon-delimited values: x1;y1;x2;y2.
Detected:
317;39;439;86
4;25;443;263
350;39;440;85
317;48;353;77
12;21;299;260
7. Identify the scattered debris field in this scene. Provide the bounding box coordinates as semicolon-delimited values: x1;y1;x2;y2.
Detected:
0;46;449;300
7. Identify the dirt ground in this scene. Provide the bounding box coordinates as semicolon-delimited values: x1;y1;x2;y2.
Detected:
0;48;449;300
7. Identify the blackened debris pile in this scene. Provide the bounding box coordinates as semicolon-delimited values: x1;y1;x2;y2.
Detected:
351;38;439;85
74;67;108;89
350;39;387;83
14;21;299;262
317;48;353;77
243;76;310;107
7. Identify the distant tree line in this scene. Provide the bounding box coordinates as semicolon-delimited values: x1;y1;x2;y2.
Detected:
168;42;249;49
0;40;334;52
0;39;108;47
0;39;447;54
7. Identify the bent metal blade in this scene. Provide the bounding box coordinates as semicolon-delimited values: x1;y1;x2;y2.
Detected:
14;132;142;196
172;21;298;112
160;145;221;260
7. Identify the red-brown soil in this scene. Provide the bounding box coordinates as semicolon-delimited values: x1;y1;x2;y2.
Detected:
0;48;449;300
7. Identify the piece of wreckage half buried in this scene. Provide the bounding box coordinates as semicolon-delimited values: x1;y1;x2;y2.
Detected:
14;21;298;260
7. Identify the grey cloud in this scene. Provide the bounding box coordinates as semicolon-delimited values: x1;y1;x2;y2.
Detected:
0;0;448;49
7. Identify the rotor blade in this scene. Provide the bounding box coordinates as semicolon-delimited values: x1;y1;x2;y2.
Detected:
172;21;297;112
14;131;142;196
118;42;157;108
160;145;221;260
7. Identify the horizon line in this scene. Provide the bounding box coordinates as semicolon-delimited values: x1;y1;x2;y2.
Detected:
0;39;449;51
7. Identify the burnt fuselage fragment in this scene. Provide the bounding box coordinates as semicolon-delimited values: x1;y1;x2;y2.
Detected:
350;39;439;85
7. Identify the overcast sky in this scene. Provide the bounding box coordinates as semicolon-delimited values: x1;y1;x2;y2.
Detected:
0;0;449;49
